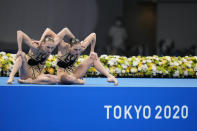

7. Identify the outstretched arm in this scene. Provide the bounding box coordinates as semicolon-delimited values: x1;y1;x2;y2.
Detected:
17;30;37;51
81;33;96;53
54;27;75;46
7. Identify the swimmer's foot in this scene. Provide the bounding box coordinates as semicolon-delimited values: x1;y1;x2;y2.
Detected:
7;77;14;84
107;75;118;86
78;78;86;84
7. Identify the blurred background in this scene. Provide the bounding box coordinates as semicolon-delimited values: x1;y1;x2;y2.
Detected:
0;0;197;57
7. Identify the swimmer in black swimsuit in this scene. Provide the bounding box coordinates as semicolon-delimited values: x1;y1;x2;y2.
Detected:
7;27;75;84
57;33;118;85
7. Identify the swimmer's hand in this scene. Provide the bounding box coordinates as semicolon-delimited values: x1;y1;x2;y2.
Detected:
15;51;23;59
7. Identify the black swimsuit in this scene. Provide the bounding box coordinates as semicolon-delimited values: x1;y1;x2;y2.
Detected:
27;49;48;79
57;53;78;73
28;56;47;66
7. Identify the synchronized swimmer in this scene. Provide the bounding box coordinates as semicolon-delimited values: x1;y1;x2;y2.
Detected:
7;28;118;85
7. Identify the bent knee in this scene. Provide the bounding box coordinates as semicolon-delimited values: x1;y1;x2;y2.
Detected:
20;52;26;57
18;52;26;61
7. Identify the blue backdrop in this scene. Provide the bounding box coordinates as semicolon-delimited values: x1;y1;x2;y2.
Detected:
0;78;197;131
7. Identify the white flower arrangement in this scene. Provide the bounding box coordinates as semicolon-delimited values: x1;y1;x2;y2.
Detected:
173;70;180;77
0;51;197;78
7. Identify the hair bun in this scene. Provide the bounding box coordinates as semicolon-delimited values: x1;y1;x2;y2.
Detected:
44;35;54;42
70;38;80;44
69;38;80;47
